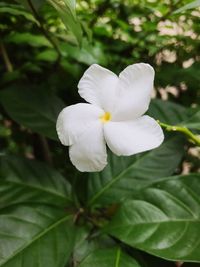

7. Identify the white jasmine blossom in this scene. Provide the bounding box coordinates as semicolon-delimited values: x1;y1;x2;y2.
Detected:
56;63;164;172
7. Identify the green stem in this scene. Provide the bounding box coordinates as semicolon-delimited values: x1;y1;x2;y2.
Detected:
158;121;200;146
115;248;121;267
0;42;13;72
27;0;61;62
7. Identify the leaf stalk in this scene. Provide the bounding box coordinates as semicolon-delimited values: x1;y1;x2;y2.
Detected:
158;121;200;146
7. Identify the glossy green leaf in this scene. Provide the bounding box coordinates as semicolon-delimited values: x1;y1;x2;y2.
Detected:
79;248;141;267
0;205;75;267
0;87;65;140
73;228;116;264
72;226;96;264
105;173;200;262
87;136;185;206
148;99;187;124
181;109;200;130
0;156;75;267
148;100;200;130
0;155;72;208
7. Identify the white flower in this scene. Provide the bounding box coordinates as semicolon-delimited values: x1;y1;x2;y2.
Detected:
56;63;164;172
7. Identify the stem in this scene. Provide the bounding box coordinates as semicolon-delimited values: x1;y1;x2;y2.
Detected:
27;0;61;61
71;173;81;209
158;121;200;146
175;262;184;267
33;134;53;165
38;135;53;165
115;248;121;267
0;42;13;72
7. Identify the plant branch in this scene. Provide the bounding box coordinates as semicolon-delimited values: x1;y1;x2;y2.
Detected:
27;0;61;62
0;42;13;72
158;121;200;146
33;134;53;165
175;261;184;267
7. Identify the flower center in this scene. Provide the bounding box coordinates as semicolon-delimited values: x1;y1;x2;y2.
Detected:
100;112;111;123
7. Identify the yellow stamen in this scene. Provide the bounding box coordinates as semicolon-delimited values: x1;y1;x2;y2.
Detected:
100;112;111;123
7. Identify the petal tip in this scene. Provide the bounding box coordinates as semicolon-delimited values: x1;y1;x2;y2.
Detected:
69;148;108;172
133;62;155;74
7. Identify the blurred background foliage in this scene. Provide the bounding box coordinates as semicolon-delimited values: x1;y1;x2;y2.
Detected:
0;0;199;174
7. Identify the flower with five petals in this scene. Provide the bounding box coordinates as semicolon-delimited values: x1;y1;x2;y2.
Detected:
56;63;164;172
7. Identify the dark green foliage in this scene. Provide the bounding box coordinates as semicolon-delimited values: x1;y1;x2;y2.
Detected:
0;0;200;266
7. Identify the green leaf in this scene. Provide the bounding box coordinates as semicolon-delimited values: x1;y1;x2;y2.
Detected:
0;156;75;266
0;87;65;140
36;49;58;62
148;99;187;125
149;100;200;130
15;0;45;11
0;205;75;267
174;0;200;13
5;33;52;47
0;155;72;208
72;226;96;264
87;136;185;207
47;0;82;45
73;229;116;264
105;173;200;262
0;3;37;23
181;109;200;130
63;0;76;12
79;248;141;267
60;40;107;65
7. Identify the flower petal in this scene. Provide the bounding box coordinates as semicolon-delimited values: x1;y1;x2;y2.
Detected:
104;115;164;156
78;64;118;112
56;103;103;146
69;122;107;172
113;63;155;121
